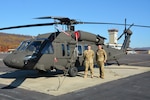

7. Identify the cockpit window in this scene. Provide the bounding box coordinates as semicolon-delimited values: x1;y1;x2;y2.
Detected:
26;41;41;52
41;41;54;54
17;41;31;51
77;45;83;56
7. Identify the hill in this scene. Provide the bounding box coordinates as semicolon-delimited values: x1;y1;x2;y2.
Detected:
134;47;150;51
0;32;32;52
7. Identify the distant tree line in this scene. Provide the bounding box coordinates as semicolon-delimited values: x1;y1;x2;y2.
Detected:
0;32;32;52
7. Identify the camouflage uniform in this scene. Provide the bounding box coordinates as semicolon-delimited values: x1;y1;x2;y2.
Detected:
96;49;107;79
83;49;95;78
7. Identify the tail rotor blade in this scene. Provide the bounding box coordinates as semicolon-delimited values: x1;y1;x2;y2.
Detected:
117;32;125;40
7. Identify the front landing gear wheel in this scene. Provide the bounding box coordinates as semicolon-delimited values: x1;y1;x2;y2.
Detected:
68;67;78;77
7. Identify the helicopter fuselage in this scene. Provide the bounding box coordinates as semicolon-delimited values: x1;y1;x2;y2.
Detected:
3;30;128;77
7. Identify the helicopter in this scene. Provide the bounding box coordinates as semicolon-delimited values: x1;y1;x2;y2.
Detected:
0;16;150;77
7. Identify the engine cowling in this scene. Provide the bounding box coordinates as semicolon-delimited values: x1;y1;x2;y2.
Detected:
71;30;106;44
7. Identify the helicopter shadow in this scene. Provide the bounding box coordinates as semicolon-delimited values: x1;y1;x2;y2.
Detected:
0;69;64;89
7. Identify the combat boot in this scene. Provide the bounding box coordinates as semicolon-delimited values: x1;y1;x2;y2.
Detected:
84;72;88;78
100;76;104;79
84;75;87;78
91;75;94;78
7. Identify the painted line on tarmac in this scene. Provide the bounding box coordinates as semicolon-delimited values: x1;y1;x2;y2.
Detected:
0;59;3;61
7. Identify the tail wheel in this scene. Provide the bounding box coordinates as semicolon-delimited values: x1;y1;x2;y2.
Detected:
68;66;78;77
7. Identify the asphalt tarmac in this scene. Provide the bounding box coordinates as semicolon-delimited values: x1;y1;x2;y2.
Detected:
110;54;150;67
0;53;150;100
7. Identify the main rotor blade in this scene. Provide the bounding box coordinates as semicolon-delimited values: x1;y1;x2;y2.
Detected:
80;22;150;28
0;23;56;30
35;16;71;23
35;16;69;19
132;24;150;28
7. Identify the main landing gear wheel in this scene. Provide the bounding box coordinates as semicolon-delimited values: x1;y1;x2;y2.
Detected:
68;66;78;77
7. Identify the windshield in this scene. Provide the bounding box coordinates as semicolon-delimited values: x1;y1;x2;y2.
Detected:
26;41;42;52
17;41;31;51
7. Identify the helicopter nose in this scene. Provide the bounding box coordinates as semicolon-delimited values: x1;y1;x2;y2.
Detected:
3;54;24;69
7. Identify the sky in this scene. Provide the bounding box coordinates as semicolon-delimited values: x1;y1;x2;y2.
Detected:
0;0;150;48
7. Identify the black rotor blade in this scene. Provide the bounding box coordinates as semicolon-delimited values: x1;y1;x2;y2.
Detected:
35;16;68;19
35;16;67;19
80;22;127;25
35;16;56;19
125;18;127;30
132;24;150;28
35;16;71;23
79;22;150;28
117;23;134;40
117;32;125;40
0;23;56;30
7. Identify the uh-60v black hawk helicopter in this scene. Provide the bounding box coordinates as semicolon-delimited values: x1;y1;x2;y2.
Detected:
1;16;150;77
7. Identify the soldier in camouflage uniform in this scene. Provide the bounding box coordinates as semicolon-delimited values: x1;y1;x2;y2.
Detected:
96;45;107;79
83;45;95;78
